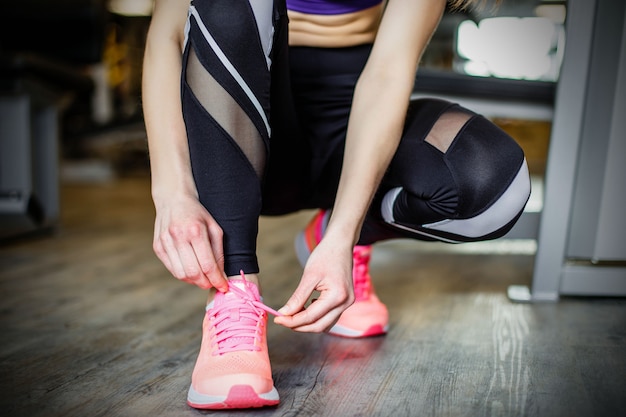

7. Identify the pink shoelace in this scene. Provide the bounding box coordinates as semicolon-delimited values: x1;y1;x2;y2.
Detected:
208;271;282;355
352;245;373;301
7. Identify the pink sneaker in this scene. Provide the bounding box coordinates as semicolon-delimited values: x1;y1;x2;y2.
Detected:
187;272;281;409
295;211;389;338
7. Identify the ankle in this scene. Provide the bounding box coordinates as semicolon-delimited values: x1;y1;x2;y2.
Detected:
236;272;260;289
205;272;261;305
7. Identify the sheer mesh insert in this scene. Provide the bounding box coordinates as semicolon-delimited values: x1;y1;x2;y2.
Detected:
424;108;473;153
185;47;266;178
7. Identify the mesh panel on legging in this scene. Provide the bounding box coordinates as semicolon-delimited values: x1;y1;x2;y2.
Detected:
186;47;266;178
393;107;474;223
424;107;472;153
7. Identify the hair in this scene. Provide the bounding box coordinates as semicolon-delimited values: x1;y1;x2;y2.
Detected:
448;0;501;12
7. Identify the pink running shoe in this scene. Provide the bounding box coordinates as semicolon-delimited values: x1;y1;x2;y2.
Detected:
187;272;281;409
295;211;389;338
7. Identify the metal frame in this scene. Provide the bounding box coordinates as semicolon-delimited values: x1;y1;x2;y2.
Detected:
0;93;60;239
509;0;626;302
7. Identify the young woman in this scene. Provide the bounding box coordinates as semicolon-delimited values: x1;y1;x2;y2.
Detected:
142;0;527;409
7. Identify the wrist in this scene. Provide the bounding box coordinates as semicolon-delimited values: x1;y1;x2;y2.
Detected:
323;218;362;248
151;180;198;207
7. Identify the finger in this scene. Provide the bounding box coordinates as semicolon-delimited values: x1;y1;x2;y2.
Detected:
204;224;228;292
153;219;176;272
275;277;352;330
180;217;227;292
277;280;317;316
276;303;344;333
177;242;213;289
291;306;344;333
160;228;211;289
166;223;215;289
190;242;227;292
275;294;340;330
160;233;189;281
153;238;174;272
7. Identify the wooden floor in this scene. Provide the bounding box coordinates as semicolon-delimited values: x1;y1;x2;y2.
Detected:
1;176;625;417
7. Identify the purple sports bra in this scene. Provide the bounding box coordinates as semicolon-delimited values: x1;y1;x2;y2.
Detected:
286;0;383;15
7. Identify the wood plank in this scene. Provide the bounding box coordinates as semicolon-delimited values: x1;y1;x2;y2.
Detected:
1;177;625;417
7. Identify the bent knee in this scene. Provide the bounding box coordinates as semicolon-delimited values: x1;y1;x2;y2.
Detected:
421;160;531;241
382;160;531;243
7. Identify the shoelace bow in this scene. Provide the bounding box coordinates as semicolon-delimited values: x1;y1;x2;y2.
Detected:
352;246;372;301
209;272;281;355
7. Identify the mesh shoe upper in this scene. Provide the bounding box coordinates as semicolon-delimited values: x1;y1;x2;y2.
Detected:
188;274;280;408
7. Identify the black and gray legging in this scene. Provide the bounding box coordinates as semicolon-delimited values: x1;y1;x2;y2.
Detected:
181;0;531;277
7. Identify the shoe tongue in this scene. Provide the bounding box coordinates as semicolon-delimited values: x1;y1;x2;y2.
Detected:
212;279;260;305
229;279;260;299
212;279;262;351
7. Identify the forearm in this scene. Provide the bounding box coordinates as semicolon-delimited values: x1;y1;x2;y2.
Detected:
324;0;446;247
142;0;196;206
324;70;413;246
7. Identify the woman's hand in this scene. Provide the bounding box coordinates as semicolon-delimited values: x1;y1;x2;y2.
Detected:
274;238;354;332
153;195;229;292
144;1;228;290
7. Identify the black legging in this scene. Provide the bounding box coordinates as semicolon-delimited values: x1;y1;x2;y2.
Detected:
182;0;531;276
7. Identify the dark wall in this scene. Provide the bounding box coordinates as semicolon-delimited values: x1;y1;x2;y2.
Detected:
0;0;108;65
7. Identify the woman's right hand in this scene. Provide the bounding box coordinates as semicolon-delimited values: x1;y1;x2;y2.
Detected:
152;194;229;292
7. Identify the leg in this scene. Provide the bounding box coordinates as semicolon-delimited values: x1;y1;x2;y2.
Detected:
182;0;282;409
183;0;274;276
296;98;530;339
287;45;389;338
362;98;531;245
283;47;529;243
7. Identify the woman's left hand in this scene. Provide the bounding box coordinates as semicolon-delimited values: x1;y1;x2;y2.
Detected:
274;239;354;332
